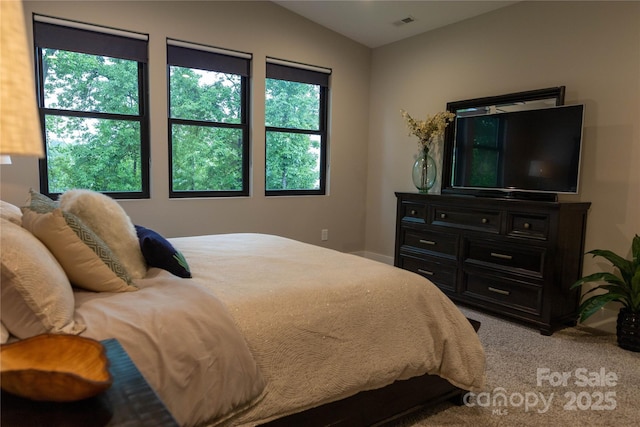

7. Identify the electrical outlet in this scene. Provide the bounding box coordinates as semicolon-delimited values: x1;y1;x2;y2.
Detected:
321;229;329;241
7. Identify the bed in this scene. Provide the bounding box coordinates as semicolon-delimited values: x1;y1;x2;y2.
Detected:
0;193;485;427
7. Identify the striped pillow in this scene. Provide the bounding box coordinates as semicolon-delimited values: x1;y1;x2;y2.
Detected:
21;208;136;292
21;190;135;291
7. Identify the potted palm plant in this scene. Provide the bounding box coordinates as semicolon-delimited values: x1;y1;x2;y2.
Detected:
571;234;640;352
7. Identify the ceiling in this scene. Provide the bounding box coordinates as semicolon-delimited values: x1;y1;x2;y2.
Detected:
273;1;518;48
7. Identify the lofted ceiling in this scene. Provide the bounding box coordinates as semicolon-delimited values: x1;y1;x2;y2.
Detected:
273;1;518;48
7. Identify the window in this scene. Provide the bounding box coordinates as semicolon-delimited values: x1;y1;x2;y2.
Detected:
167;40;251;197
468;116;501;187
34;16;149;199
265;59;330;195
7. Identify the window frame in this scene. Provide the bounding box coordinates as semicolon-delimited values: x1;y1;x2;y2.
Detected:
265;59;330;196
33;15;150;200
167;39;251;198
469;116;503;187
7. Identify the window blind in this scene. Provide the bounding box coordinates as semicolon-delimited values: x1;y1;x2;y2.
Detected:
167;39;251;77
33;15;148;62
266;57;330;87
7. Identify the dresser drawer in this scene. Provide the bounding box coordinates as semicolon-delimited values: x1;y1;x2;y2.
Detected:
395;192;591;335
400;201;426;224
431;205;501;233
507;212;549;240
464;239;545;277
401;229;458;257
462;273;542;314
398;256;457;294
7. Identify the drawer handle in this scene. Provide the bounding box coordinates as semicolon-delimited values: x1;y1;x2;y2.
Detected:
524;222;531;229
481;218;488;224
410;209;418;215
488;287;510;296
419;239;436;245
418;269;434;276
490;252;513;260
440;213;447;219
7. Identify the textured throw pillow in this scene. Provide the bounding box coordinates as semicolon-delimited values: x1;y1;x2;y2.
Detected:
26;188;58;213
0;200;22;225
59;189;147;279
135;225;192;278
22;190;134;287
0;219;85;339
21;209;137;292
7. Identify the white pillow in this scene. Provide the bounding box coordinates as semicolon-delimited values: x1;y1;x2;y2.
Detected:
59;189;147;279
21;208;138;292
0;219;85;339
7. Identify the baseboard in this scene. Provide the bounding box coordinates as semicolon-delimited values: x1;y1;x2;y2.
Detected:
352;251;394;265
582;307;618;334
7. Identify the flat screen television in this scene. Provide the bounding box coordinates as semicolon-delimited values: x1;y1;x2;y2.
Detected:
449;104;584;200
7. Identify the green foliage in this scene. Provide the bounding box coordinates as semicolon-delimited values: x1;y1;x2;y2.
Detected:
265;79;321;191
44;49;323;194
43;49;139;115
469;117;499;188
171;124;243;191
170;66;241;123
265;131;319;190
43;49;142;192
266;79;319;130
169;66;246;192
571;234;640;322
470;149;498;187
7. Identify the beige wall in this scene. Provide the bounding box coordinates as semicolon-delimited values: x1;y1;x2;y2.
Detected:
3;1;639;328
1;1;371;252
365;1;640;329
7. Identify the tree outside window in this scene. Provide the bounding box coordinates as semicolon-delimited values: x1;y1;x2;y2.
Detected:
265;61;329;196
34;19;149;199
167;41;250;197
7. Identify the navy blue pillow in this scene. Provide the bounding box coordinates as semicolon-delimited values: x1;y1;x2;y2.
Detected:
135;225;192;278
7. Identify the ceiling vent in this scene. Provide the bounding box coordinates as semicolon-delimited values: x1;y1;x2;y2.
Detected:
393;16;416;26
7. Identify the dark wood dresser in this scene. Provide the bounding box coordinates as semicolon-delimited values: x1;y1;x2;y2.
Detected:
394;192;591;335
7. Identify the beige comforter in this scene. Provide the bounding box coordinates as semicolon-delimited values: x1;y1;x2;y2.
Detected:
169;233;486;426
74;233;485;426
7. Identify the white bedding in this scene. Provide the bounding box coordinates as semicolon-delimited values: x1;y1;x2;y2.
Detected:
73;272;266;426
173;233;486;426
74;233;485;426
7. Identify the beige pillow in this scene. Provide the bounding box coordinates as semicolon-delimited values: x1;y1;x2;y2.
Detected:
21;209;137;293
59;189;147;279
0;200;22;225
1;321;9;344
0;219;85;339
22;189;134;286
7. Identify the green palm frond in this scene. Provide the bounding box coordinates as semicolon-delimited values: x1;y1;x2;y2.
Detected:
571;272;626;289
574;235;640;321
588;249;633;283
631;269;640;310
577;293;626;323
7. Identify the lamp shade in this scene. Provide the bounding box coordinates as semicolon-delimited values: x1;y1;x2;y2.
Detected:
0;0;44;157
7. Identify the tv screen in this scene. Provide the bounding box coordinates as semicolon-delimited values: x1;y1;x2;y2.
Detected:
451;104;584;196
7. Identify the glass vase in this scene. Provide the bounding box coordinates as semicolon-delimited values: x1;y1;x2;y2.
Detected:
412;152;437;193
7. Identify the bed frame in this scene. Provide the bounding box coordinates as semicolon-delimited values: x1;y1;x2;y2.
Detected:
262;318;481;427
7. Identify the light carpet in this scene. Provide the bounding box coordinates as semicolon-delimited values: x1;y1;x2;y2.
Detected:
394;306;640;427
